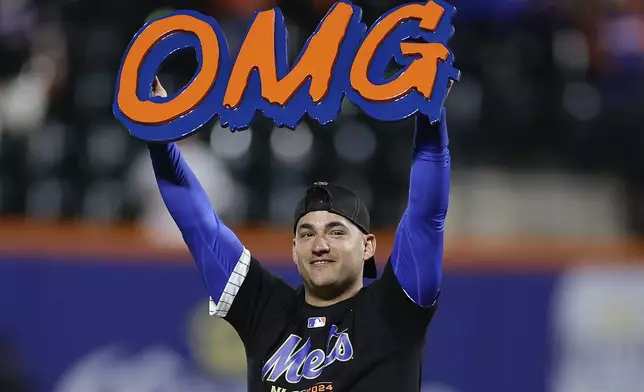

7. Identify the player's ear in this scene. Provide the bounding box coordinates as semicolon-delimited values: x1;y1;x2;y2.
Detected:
363;234;376;261
292;237;298;265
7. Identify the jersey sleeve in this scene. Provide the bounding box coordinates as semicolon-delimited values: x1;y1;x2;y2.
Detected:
373;257;439;336
219;256;296;350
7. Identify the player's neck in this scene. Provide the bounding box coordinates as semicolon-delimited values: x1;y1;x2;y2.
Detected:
304;283;363;307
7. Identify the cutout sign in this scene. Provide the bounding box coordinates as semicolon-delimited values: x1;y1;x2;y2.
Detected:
113;0;460;142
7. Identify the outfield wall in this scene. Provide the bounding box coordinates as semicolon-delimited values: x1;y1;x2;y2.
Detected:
2;222;643;392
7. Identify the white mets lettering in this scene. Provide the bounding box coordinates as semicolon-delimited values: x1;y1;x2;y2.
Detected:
262;325;353;384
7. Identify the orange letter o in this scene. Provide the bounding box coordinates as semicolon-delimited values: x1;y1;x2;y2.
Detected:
117;14;220;125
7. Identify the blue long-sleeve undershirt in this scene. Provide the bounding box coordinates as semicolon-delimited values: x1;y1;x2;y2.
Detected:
390;108;450;307
147;142;243;303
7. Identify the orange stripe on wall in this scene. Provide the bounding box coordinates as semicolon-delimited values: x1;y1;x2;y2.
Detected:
0;220;643;270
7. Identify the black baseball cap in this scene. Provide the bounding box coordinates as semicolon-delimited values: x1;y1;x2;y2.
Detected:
293;182;377;279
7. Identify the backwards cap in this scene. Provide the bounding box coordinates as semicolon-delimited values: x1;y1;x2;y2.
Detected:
293;182;377;279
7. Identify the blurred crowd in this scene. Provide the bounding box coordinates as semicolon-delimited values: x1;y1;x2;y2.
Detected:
0;0;642;237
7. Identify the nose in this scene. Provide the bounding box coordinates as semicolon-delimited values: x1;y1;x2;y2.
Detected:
312;235;330;256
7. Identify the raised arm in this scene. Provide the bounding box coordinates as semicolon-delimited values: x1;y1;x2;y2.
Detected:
144;78;248;318
148;142;249;317
389;108;450;307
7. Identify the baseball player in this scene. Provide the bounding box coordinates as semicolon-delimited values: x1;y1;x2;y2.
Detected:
146;77;450;391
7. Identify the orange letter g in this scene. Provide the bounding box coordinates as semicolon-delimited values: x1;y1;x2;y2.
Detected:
350;1;449;103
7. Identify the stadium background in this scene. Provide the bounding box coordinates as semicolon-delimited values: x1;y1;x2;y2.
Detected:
1;0;644;390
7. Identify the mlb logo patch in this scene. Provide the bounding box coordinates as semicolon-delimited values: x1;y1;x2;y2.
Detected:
307;317;326;328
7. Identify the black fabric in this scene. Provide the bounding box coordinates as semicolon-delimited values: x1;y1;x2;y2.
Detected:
224;257;439;392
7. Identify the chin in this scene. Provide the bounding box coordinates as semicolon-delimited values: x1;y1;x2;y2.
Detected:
308;278;346;300
308;274;339;289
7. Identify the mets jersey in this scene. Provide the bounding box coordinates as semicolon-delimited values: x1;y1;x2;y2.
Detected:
211;252;438;391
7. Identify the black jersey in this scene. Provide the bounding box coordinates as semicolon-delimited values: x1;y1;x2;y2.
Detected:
223;257;439;392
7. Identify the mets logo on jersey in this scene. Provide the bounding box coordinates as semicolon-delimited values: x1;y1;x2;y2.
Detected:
262;325;354;384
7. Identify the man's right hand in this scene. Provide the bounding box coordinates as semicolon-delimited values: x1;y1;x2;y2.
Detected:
146;77;169;148
152;77;168;98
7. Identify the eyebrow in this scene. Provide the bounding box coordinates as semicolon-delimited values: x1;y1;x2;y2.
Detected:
297;221;351;232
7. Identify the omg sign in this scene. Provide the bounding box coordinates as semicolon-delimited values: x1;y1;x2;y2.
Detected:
112;0;459;141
